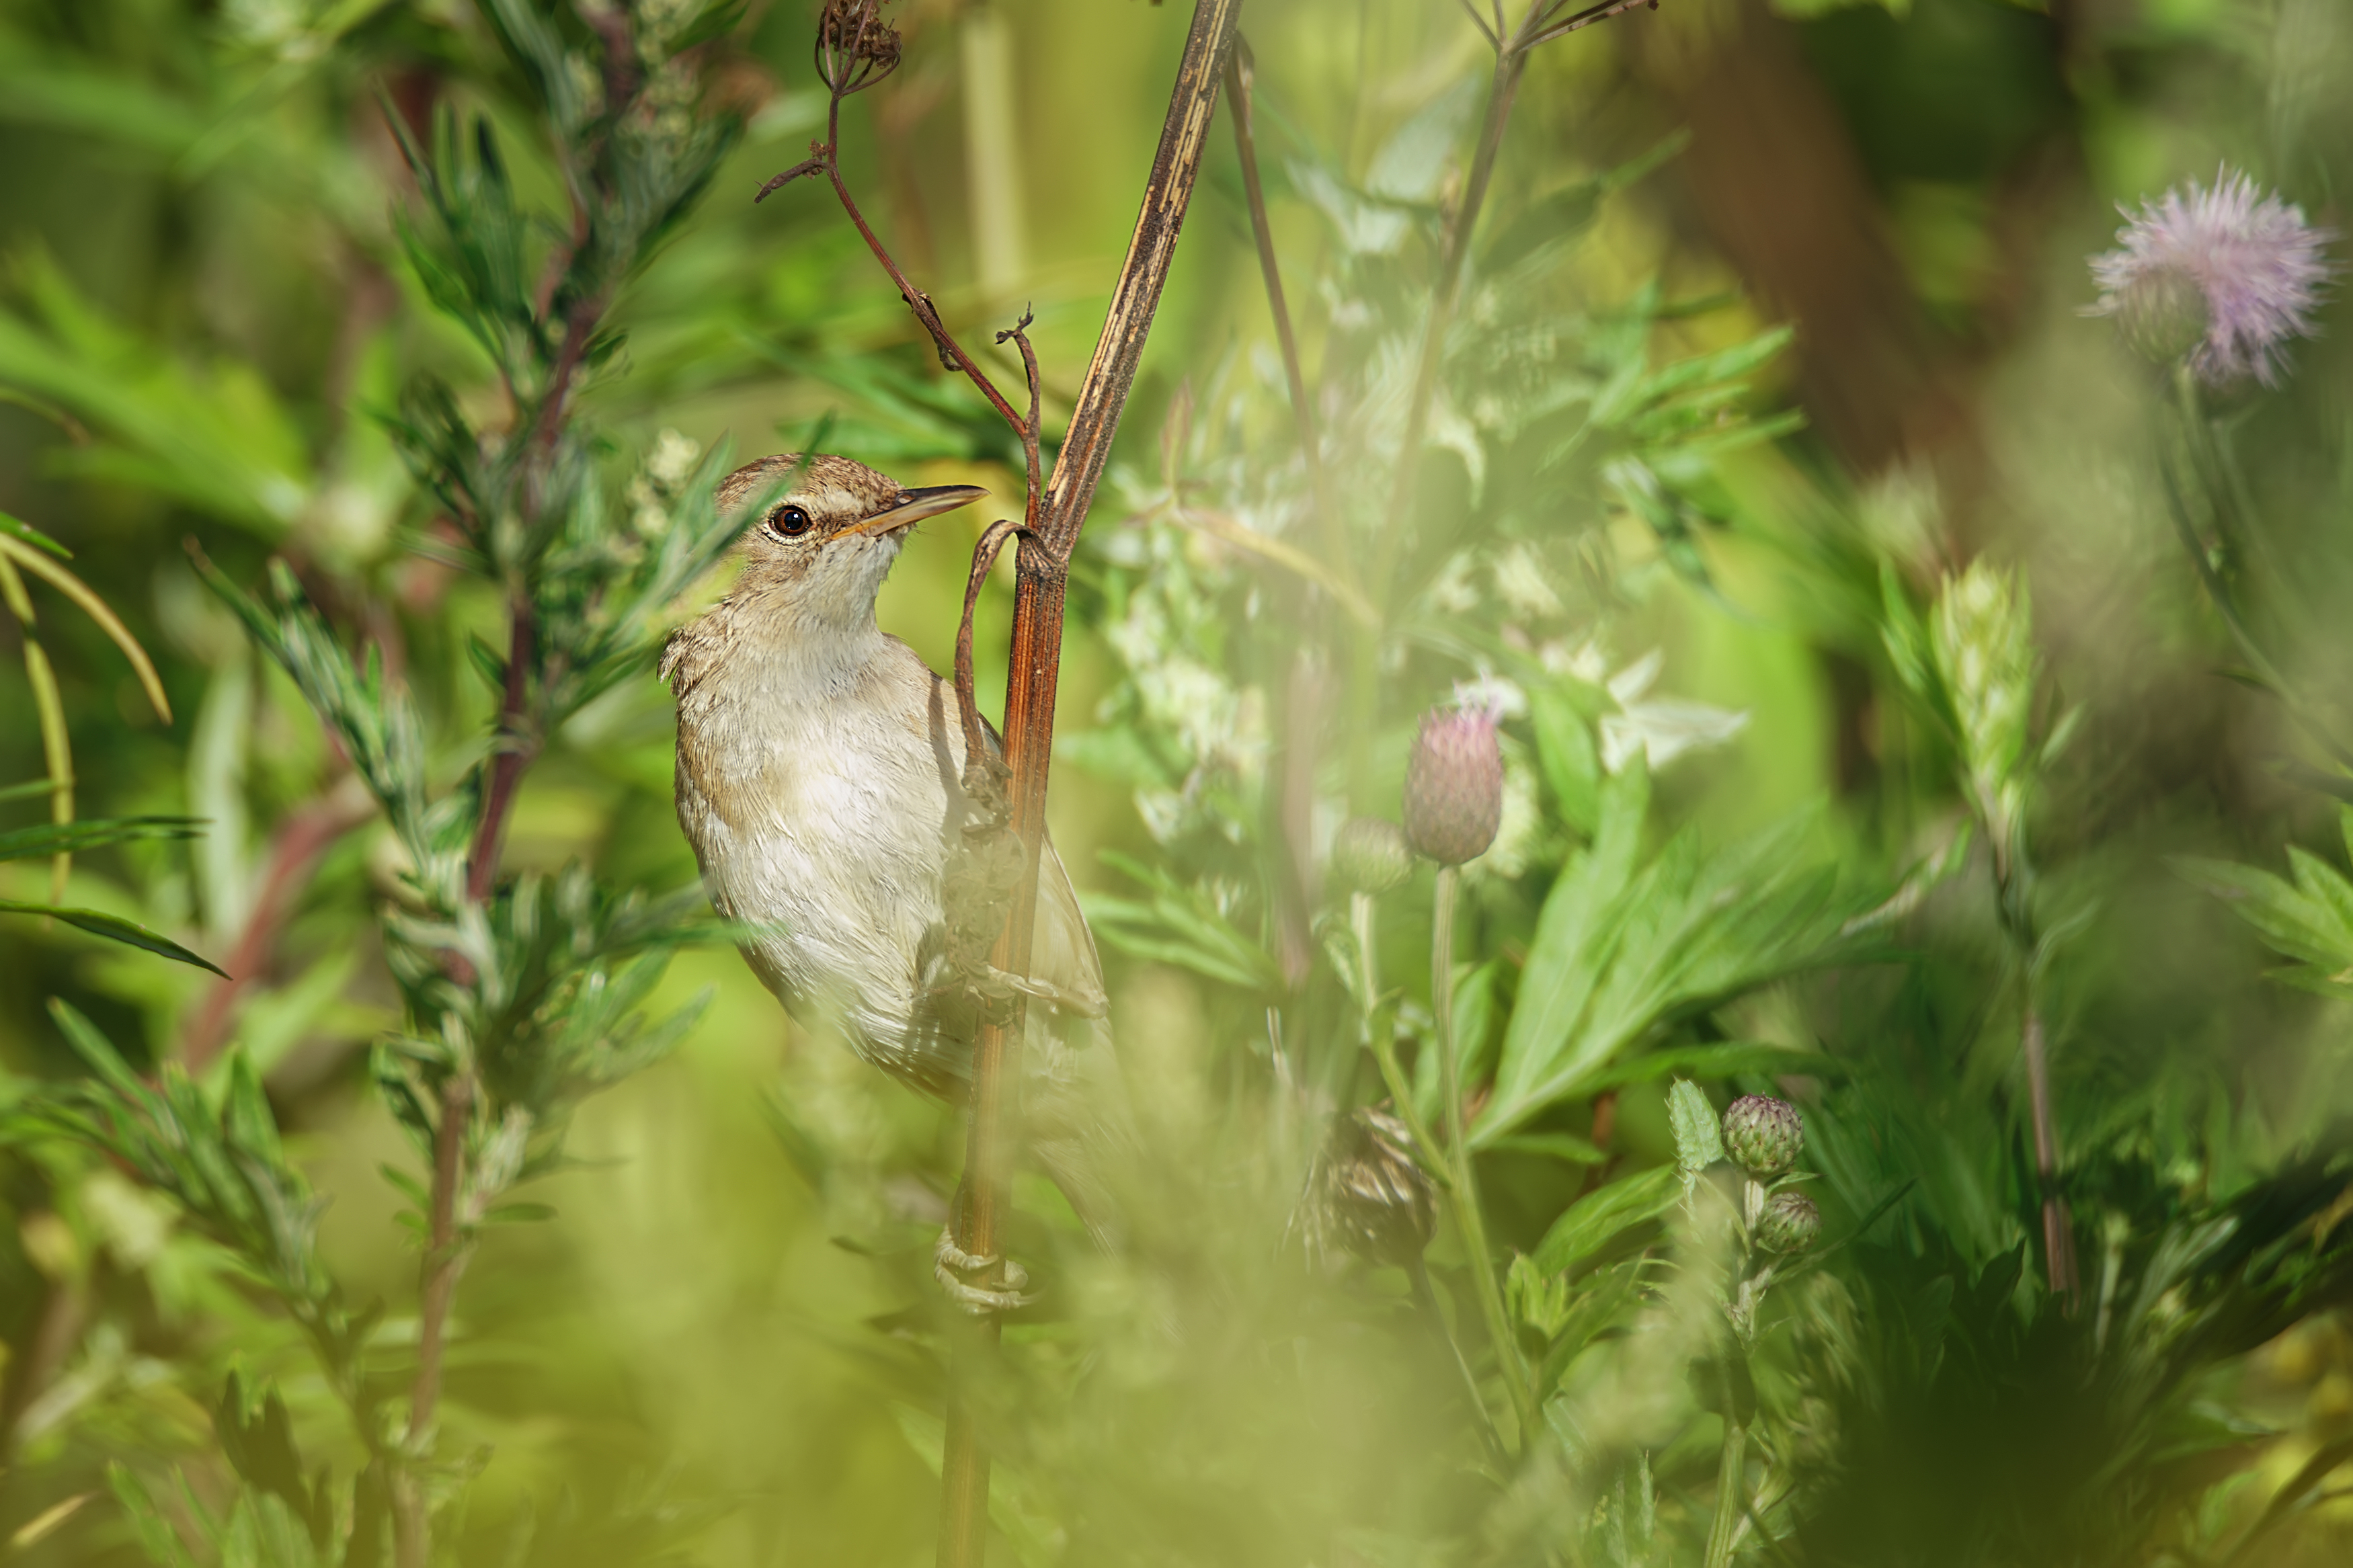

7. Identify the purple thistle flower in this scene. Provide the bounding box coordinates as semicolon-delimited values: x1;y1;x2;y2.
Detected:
1402;706;1503;867
2087;166;2335;388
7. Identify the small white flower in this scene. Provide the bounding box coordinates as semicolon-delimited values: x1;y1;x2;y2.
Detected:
1593;649;1750;775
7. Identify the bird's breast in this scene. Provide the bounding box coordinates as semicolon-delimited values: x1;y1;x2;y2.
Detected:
673;647;963;1053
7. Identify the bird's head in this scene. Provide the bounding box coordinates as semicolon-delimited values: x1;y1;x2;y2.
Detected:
716;452;988;627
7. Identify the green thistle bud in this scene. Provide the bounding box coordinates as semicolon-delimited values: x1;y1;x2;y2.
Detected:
1721;1095;1802;1178
1310;1108;1437;1269
1402;707;1502;867
1332;817;1414;895
1755;1191;1821;1254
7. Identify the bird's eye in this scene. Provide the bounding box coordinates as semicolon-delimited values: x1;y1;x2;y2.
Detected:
764;504;813;540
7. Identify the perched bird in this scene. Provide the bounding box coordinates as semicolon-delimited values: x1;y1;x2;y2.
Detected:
662;453;1118;1309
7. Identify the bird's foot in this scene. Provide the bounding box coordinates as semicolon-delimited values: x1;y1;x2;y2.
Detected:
933;1226;1036;1315
934;966;1107;1021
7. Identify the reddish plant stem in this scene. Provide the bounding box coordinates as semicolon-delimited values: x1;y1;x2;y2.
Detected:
936;6;1244;1563
465;600;539;906
760;86;1029;440
183;775;378;1073
2023;1009;2077;1301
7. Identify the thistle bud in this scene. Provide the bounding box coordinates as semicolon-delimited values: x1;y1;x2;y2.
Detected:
1332;817;1414;896
1402;707;1502;866
1721;1095;1803;1179
1310;1108;1437;1269
1755;1191;1821;1254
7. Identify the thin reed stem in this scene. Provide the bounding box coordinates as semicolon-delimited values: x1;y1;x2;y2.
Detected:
935;5;1245;1562
1224;36;1347;577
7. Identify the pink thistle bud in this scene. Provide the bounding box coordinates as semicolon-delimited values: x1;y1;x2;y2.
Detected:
2087;166;2336;388
1402;706;1502;867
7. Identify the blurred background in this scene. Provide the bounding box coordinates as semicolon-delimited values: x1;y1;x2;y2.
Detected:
4;1;2353;1565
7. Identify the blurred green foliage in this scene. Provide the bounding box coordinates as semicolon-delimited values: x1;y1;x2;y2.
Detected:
3;1;2353;1566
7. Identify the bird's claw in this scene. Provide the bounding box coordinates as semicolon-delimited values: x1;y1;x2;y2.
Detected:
934;1225;1035;1315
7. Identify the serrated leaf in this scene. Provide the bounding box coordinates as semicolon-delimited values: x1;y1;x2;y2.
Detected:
1474;768;1860;1145
1668;1078;1724;1188
1589;1042;1850;1091
1532;1165;1680;1275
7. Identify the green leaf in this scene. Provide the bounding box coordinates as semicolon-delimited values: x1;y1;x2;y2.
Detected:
1533;1165;1681;1275
1488;1132;1607;1164
1474;769;1860;1145
1084;852;1283;995
2;902;227;974
1667;1078;1723;1190
2179;834;2353;999
1587;1042;1851;1091
0;815;204;863
0;509;71;559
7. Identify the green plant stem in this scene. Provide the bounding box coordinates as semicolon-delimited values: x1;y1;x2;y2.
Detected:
395;1070;473;1568
2157;370;2353;771
0;552;71;904
1407;1257;1509;1469
1355;891;1453;1192
1704;1401;1748;1568
2174;367;2294;616
1432;864;1539;1449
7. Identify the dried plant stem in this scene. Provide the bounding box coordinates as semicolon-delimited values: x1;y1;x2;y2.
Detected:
761;83;1029;442
1431;865;1538;1449
936;5;1244;1562
1224;37;1345;576
1371;44;1527;606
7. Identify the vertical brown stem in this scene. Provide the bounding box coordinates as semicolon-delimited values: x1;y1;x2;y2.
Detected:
936;3;1244;1563
2022;1009;2076;1301
182;776;377;1071
465;599;538;905
1369;45;1527;604
1224;37;1345;573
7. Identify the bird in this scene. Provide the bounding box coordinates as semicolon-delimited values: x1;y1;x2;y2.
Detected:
662;452;1120;1311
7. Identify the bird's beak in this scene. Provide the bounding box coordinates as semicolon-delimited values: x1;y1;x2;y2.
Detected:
835;483;991;540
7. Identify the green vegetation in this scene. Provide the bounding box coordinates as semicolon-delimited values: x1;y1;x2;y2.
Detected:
3;1;2352;1565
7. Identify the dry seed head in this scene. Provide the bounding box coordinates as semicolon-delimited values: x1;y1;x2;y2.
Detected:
1402;707;1503;866
815;0;902;95
1310;1108;1437;1269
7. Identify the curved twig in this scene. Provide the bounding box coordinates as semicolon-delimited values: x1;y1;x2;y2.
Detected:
953;518;1028;784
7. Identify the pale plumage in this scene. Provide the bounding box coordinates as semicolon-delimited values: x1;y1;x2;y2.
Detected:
663;454;1119;1247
